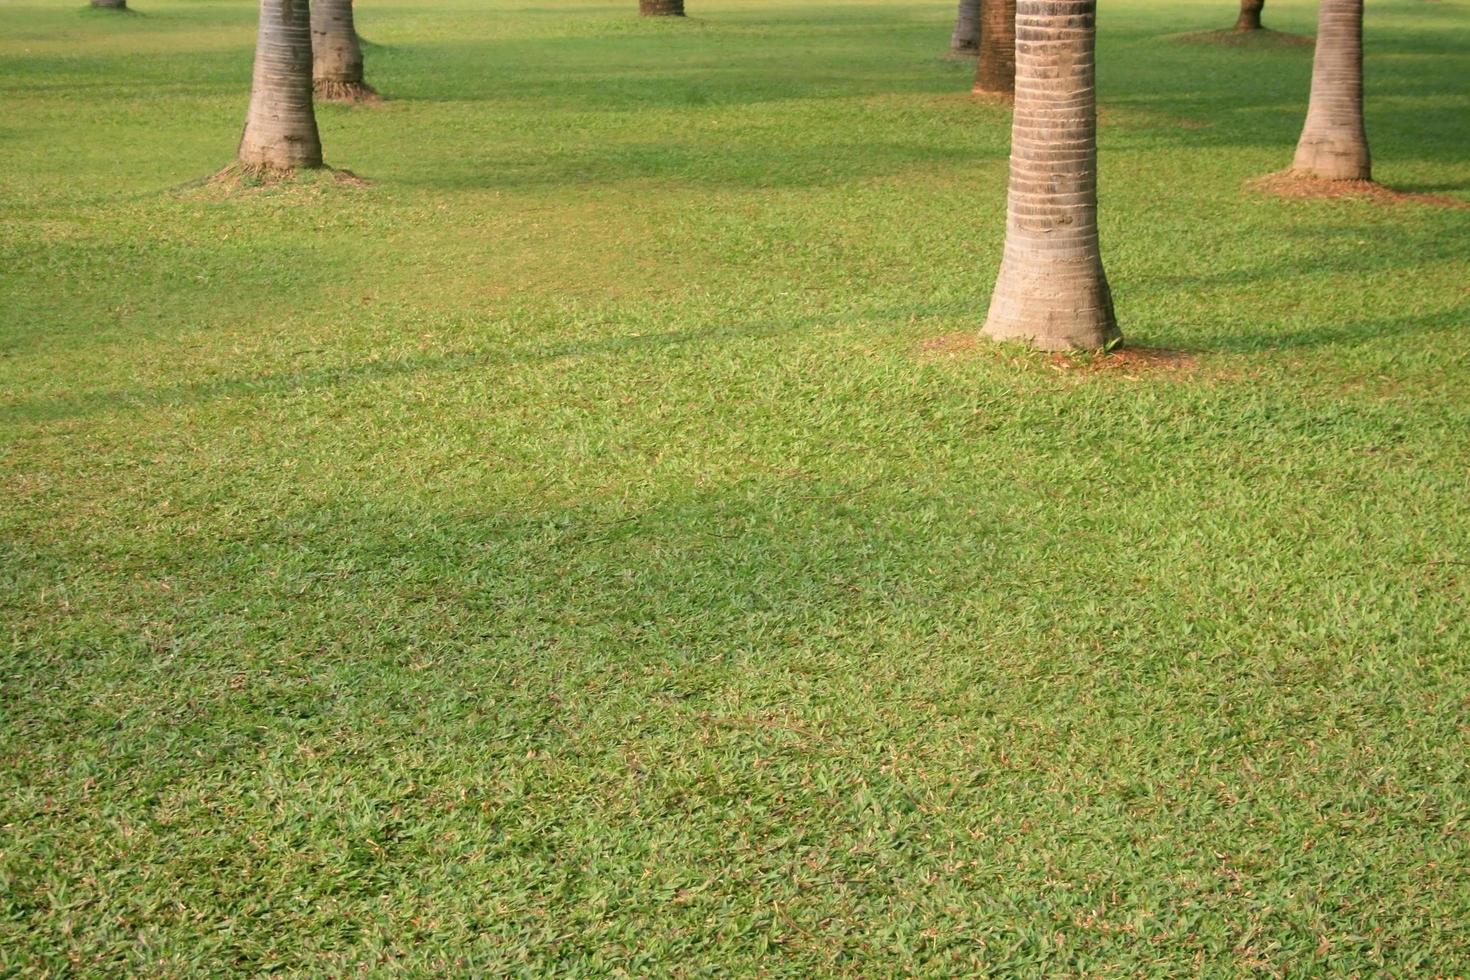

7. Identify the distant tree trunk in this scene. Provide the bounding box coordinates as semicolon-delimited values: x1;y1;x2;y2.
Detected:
312;0;376;102
90;0;127;9
983;0;1119;351
1291;0;1370;180
238;0;323;171
640;0;684;15
1235;0;1264;31
973;0;1016;98
951;0;981;54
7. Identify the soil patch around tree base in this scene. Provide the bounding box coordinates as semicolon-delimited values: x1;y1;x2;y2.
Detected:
971;88;1015;105
920;335;1198;378
174;164;371;199
314;80;381;104
1249;171;1470;210
1170;28;1312;48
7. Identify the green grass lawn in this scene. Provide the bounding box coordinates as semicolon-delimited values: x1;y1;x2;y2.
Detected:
3;0;1469;971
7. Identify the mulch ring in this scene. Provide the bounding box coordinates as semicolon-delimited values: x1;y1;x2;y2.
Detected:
1249;171;1470;210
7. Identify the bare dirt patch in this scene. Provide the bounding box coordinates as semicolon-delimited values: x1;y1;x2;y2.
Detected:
920;334;1198;378
1044;346;1197;377
176;164;372;199
971;88;1015;107
1171;28;1312;47
1249;171;1470;210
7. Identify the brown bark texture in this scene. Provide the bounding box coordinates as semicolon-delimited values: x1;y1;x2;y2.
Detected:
639;0;684;15
983;0;1119;352
239;0;323;170
973;0;1016;97
951;0;981;54
312;0;375;100
90;0;127;9
1292;0;1370;180
1235;0;1264;31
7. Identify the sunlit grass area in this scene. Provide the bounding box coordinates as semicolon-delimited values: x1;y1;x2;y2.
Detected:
2;0;1468;971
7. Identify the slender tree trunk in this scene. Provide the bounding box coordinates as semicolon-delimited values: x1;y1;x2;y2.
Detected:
973;0;1016;98
983;0;1119;352
90;0;127;9
639;0;684;15
312;0;376;101
238;0;322;171
1292;0;1370;180
1235;0;1264;31
951;0;981;54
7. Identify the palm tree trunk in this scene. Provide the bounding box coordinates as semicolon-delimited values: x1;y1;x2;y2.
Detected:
1291;0;1370;181
951;0;981;54
312;0;376;102
973;0;1016;98
639;0;684;15
983;0;1119;351
1235;0;1264;31
89;0;127;9
238;0;322;171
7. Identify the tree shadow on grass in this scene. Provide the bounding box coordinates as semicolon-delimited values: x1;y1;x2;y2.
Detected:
1196;306;1470;355
0;309;817;425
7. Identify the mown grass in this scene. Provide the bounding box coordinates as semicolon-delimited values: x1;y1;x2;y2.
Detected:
3;0;1469;972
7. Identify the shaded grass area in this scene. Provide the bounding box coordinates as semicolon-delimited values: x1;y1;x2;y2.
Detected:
3;0;1470;972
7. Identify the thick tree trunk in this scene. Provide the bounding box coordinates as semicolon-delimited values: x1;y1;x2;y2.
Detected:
639;0;684;15
1235;0;1264;31
973;0;1016;98
239;0;322;171
1292;0;1370;180
951;0;981;54
983;0;1119;352
312;0;376;101
90;0;127;9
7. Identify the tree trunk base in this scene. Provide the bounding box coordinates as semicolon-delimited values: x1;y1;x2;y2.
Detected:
639;0;685;14
314;79;380;103
89;0;128;9
1291;139;1371;182
982;319;1121;353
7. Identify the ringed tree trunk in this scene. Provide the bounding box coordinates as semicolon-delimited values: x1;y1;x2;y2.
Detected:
951;0;981;54
982;0;1119;351
973;0;1016;98
238;0;323;171
639;0;684;15
312;0;377;102
1291;0;1370;181
1235;0;1264;31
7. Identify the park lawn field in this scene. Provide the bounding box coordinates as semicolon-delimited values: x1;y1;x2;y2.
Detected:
3;0;1469;971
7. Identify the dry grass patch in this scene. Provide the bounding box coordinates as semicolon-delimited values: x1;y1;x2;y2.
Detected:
1170;28;1312;47
175;164;372;199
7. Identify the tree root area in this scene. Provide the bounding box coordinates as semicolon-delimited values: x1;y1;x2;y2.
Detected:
175;163;371;197
1250;171;1470;210
314;80;381;104
971;87;1015;105
1170;29;1312;47
920;335;1198;377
